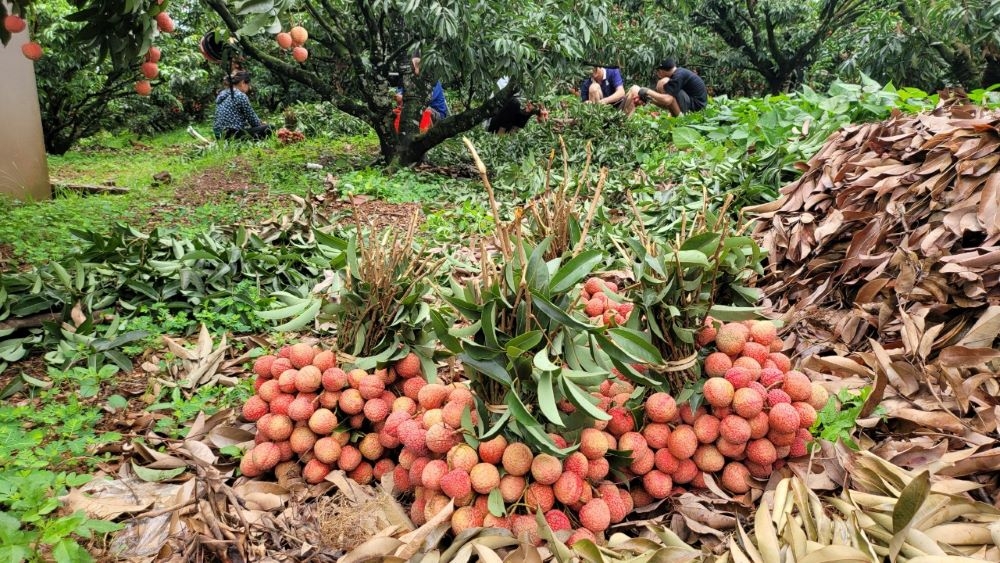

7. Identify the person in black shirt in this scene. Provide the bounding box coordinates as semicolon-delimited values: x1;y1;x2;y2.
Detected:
624;59;708;117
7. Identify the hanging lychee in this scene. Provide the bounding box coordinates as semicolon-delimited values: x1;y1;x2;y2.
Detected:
135;80;152;96
290;25;308;46
145;46;162;63
292;47;308;63
141;62;159;79
276;32;292;50
4;14;26;33
155;12;174;33
21;41;42;61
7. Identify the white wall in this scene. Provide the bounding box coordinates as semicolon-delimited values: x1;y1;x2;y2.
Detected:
0;3;51;201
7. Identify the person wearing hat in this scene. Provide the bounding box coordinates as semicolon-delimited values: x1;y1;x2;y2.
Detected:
213;71;271;141
624;59;707;117
580;65;626;108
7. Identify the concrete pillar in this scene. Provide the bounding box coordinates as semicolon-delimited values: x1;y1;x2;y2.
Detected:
0;5;51;201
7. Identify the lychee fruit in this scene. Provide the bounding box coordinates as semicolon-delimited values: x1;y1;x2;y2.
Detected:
666;424;698;459
553;471;585;505
322;367;348;391
313;436;342;464
733;387;765;418
567;528;597;547
704;352;733;378
749;321;777;346
276;31;292;50
289;426;318;454
4;15;26;33
253;355;276;378
243;396;268;421
303;459;331;484
499;474;526;503
155;12;175;33
768;403;801;433
767;352;792;372
692;444;725;472
767;388;792;407
808;383;830;411
719;414;752;444
415;383;447;410
578;498;611;533
260;414;293;441
247;442;281;473
501;442;533;476
792;402;817;429
440;469;472;499
642;422;671;449
287;343;315;369
469;463;500;494
545;509;572;532
395;352;422;378
524;483;555;512
338;388;364;415
672;459;699;484
579;427;609;460
477;435;507;465
587;457;610;481
425;423;457;454
363;398;390;423
645;392;678;423
21;42;43;61
782;371;813;402
269;358;292;379
287;395;317;422
715;323;748;355
289;25;308;45
141;62;159;79
746;439;778;466
693;414;721;444
643;469;673;499
358;433;384;461
724;366;753;389
337;445;362;472
654;448;680;474
446;443;479;472
721;462;751;493
703;377;735;409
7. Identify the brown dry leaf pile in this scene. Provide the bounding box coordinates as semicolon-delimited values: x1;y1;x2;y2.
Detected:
751;104;1000;356
748;105;1000;505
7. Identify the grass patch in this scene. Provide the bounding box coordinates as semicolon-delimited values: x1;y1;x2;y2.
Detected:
1;126;381;267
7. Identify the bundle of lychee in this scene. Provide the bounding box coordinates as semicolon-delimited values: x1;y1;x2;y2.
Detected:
276;128;306;144
239;343;633;546
594;318;830;504
580;277;633;327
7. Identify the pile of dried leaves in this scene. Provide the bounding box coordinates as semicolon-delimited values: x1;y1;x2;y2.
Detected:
749;104;1000;506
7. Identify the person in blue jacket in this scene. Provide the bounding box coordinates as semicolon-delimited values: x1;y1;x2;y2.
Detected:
212;71;272;141
394;56;449;130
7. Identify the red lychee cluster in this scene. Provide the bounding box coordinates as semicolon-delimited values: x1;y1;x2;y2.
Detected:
275;25;309;62
276;128;306;144
4;14;42;61
580;277;633;327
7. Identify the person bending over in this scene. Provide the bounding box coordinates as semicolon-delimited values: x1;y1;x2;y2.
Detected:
486;78;549;134
624;59;707;117
580;66;626;109
213;71;271;141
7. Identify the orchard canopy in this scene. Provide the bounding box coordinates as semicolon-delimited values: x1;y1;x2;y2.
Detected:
2;0;621;165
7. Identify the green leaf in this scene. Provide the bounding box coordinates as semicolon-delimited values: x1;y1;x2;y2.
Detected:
131;462;185;483
106;395;128;410
607;328;663;364
506;330;544;358
273;298;321;332
561;378;611;421
525;238;552;293
529;290;590;330
537;371;563;426
549;250;602;294
488;489;506;517
458;354;512;386
429;309;461;354
479;408;511;441
532;348;561;372
706;304;760;322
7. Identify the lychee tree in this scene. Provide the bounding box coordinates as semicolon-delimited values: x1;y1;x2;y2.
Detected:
199;0;613;166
